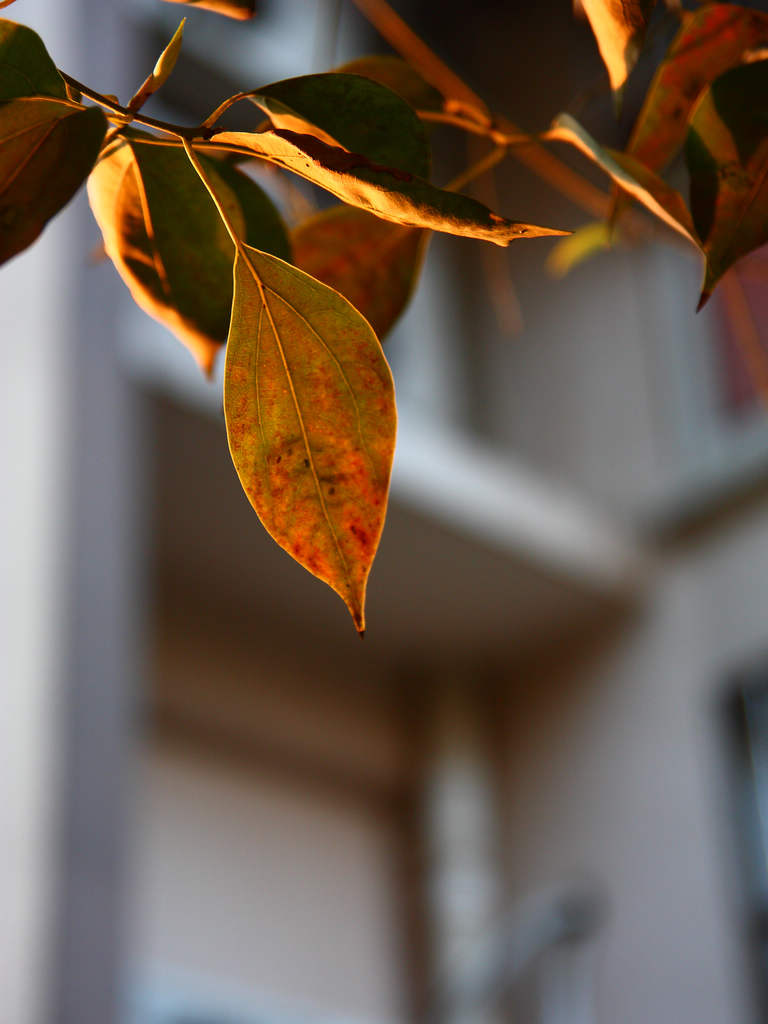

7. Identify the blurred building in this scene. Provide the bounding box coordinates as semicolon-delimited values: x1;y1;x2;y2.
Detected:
5;2;768;1024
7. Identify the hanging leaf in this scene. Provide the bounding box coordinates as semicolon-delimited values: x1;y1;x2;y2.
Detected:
161;0;256;19
546;220;613;277
292;205;426;341
207;128;568;245
333;56;443;114
249;72;431;180
88;133;289;375
546;114;698;245
627;4;768;173
128;18;186;111
224;243;396;634
0;97;106;266
580;0;656;92
0;18;68;99
685;60;768;308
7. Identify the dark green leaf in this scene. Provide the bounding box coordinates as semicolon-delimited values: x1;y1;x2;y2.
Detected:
685;59;768;307
333;56;443;113
0;97;105;266
0;18;67;99
208;128;568;245
224;242;396;633
161;0;255;19
627;4;768;173
580;0;656;92
250;72;431;179
292;204;426;341
88;134;289;375
546;114;698;245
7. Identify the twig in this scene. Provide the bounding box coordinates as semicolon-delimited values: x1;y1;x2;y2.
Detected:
445;146;507;193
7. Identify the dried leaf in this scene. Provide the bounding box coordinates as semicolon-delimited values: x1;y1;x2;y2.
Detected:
0;97;106;266
129;18;185;111
224;243;396;633
546;113;698;245
250;72;431;179
161;0;255;19
628;4;768;173
580;0;656;92
292;204;426;340
685;59;768;307
333;56;443;113
88;134;289;375
0;18;68;99
208;128;568;246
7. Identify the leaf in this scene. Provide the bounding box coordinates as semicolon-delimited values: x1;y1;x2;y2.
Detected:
580;0;656;92
88;134;290;375
627;4;768;173
292;205;426;341
546;220;613;276
333;56;443;113
161;0;255;19
685;59;768;307
224;243;396;633
128;18;185;111
249;72;431;179
546;113;698;245
0;18;68;99
208;128;568;246
0;97;106;266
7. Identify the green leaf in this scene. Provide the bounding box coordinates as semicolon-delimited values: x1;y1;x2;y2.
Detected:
208;128;568;246
627;4;768;173
546;220;613;277
546;113;698;245
0;18;67;99
685;59;768;307
250;72;431;180
0;97;105;266
333;56;443;113
292;205;426;341
161;0;255;19
88;134;290;375
580;0;656;92
128;18;185;111
224;243;396;634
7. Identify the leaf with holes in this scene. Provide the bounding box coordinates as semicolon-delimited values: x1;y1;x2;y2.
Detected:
627;4;768;174
0;18;67;99
580;0;656;92
161;0;255;19
292;205;426;341
0;97;105;266
249;72;431;180
686;59;768;308
546;114;698;245
334;56;443;114
224;244;396;634
207;128;568;245
88;134;290;375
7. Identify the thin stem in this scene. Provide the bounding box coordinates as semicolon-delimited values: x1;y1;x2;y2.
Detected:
201;91;255;131
59;71;200;140
446;145;506;193
180;137;242;250
418;109;529;146
349;0;491;126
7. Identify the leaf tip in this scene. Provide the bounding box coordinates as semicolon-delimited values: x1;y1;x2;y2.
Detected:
696;289;711;313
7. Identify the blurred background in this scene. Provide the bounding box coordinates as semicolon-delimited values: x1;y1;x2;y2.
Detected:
6;0;768;1021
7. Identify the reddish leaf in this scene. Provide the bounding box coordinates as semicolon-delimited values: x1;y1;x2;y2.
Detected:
292;205;426;341
628;4;768;173
224;243;396;633
686;60;768;307
161;0;255;19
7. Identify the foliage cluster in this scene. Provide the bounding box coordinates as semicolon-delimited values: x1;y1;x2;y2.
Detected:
2;0;768;631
